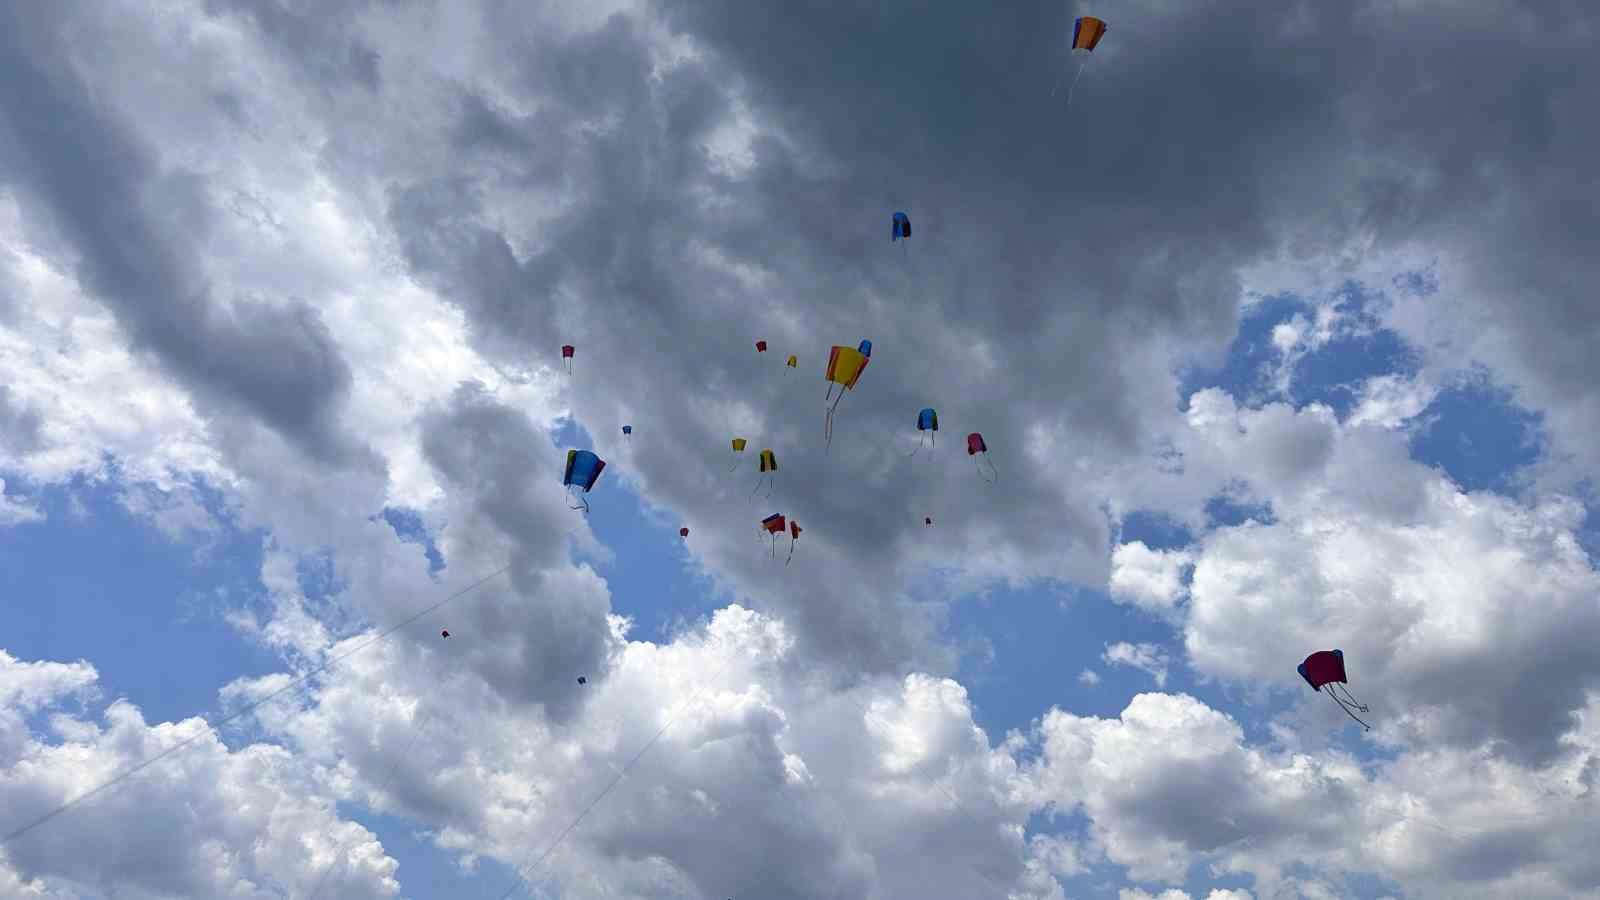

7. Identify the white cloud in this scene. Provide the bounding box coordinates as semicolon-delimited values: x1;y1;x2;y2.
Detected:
0;653;399;900
1102;642;1173;688
1109;541;1194;617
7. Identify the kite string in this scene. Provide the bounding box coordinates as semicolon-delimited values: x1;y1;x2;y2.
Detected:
305;708;431;900
1064;61;1086;106
496;634;738;900
0;563;513;850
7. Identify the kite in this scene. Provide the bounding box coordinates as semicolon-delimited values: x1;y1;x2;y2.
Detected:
908;407;939;456
892;212;911;242
760;513;801;564
925;516;932;526
562;449;607;513
680;527;690;538
440;629;450;639
577;676;587;685
752;448;778;500
756;340;768;353
561;344;574;375
729;437;747;472
1056;15;1108;105
760;513;787;556
622;425;632;443
824;342;871;453
967;432;997;483
785;354;798;376
1299;649;1372;730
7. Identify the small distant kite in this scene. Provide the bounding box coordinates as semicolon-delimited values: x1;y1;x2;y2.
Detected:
562;449;607;513
729;437;747;472
752;448;778;500
755;340;768;353
1298;649;1372;730
785;354;798;375
561;344;575;375
967;432;997;483
787;519;802;566
577;676;587;685
892;212;911;242
760;513;786;556
680;527;690;538
924;516;932;526
1056;15;1108;105
908;407;939;457
622;425;632;443
824;342;872;452
760;513;801;564
440;629;450;639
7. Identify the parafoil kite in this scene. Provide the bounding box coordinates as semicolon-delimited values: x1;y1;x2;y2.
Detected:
824;343;871;452
761;513;787;556
752;448;778;500
729;437;747;472
787;520;802;566
561;344;575;375
909;407;939;456
441;629;450;639
967;432;997;483
1299;649;1372;730
680;527;690;538
756;340;768;353
1057;15;1108;105
760;513;801;564
577;676;587;685
925;516;932;526
892;212;911;242
622;424;632;443
785;354;798;375
562;449;607;513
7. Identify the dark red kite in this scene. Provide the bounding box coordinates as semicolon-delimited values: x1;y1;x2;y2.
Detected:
1299;649;1372;730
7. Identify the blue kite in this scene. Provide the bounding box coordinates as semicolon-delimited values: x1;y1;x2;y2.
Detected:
908;407;939;457
891;212;911;242
562;449;607;513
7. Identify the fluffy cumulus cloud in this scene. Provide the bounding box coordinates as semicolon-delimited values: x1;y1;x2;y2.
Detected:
0;652;400;900
1;0;1598;897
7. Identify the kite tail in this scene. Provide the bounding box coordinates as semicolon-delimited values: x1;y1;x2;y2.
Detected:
1051;61;1065;97
1328;683;1370;713
975;455;998;484
1327;691;1373;731
907;433;924;458
568;493;590;514
824;388;844;454
785;538;797;566
728;456;740;473
1065;61;1086;106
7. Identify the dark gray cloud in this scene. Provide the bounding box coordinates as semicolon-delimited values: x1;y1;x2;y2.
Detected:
203;0;384;92
0;2;375;471
358;0;1600;684
419;382;619;719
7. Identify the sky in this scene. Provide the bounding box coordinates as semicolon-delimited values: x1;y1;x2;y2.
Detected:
1;0;1598;898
